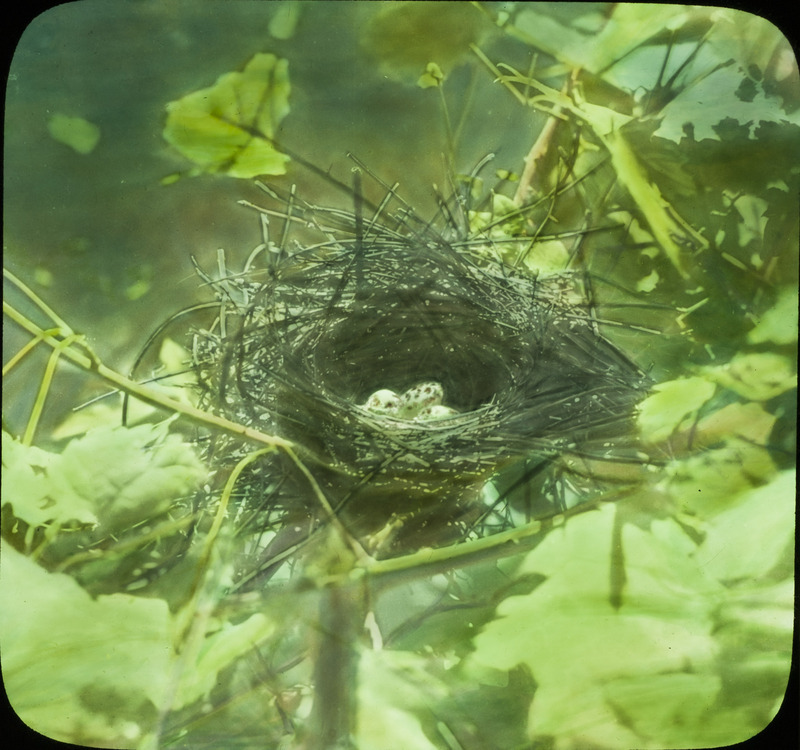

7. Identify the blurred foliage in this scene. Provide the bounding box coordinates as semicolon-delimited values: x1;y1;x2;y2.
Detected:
163;52;291;179
47;113;101;155
2;3;797;750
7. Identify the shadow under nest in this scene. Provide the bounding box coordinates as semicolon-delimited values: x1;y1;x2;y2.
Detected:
186;176;652;583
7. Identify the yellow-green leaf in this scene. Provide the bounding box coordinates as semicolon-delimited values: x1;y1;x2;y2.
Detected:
417;61;445;89
163;53;291;179
0;543;172;746
602;130;707;277
637;376;717;443
748;286;799;345
703;352;797;401
47;113;100;154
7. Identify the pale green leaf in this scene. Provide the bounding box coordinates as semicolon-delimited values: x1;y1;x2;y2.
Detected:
469;506;723;747
655;65;800;143
637;375;717;442
417;62;445;89
511;4;690;77
636;268;660;292
0;543;172;746
1;430;98;530
47;113;100;154
705;9;794;91
696;469;795;582
173;613;276;710
603;673;736;748
702;352;797;401
269;0;301;40
360;2;484;80
163;53;291;179
666;438;777;517
49;423;205;537
693;401;776;447
357;649;446;750
748;286;799;345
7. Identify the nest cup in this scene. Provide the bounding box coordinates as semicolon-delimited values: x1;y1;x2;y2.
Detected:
191;191;651;557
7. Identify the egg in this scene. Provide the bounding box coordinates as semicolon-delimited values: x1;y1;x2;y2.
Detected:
397;382;444;418
363;389;401;415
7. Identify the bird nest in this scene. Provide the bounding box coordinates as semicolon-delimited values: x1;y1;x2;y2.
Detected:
188;181;651;566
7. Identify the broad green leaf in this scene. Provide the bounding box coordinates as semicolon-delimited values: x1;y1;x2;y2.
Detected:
2;424;204;595
693;401;776;447
655;65;800;143
173;613;276;710
666;438;777;517
47;112;100;154
163;53;290;179
360;1;484;80
602;129;706;276
696;469;795;582
0;543;172;747
705;9;794;90
511;4;690;78
469;496;790;747
702;352;797;401
637;375;717;443
469;506;723;747
2;430;96;531
748;286;799;345
46;423;204;538
356;649;446;750
602;672;744;748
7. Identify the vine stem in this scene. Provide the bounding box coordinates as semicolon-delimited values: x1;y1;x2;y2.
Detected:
3;298;294;451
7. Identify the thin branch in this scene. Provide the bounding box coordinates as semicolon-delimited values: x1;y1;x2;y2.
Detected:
364;486;635;590
3;298;294;451
514;112;562;206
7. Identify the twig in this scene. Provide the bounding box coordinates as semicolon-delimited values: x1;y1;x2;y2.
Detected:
3;298;294;451
514;112;562;206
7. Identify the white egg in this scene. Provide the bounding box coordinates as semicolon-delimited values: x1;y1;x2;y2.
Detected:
363;389;401;414
398;382;443;418
415;404;458;421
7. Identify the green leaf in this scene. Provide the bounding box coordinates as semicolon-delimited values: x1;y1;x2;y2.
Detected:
666;438;777;517
417;62;445;89
510;4;691;78
163;53;291;179
748;286;799;345
702;352;797;401
44;424;203;539
356;649;446;750
636;375;717;442
47;113;100;154
705;9;794;92
360;2;484;80
469;506;724;747
692;401;776;447
602;672;743;748
173;613;276;710
0;543;172;746
469;490;792;747
655;65;800;143
2;431;97;531
696;469;795;582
